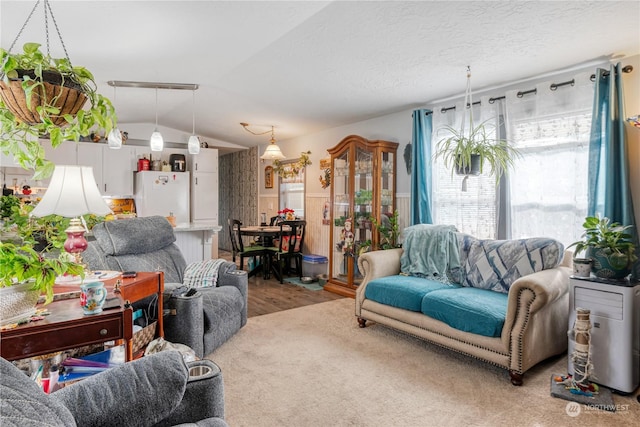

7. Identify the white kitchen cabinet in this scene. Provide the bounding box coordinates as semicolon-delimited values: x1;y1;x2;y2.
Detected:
0;151;19;168
42;141;78;186
77;143;135;196
188;147;218;173
189;149;218;223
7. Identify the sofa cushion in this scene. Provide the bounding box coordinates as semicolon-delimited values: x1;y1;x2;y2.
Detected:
421;287;508;337
460;236;564;293
365;275;460;312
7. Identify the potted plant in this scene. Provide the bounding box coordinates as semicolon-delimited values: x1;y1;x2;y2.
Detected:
0;42;117;179
434;119;520;182
0;241;84;325
567;215;638;279
358;210;401;255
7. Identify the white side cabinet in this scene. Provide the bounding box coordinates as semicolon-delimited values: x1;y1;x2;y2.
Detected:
188;148;218;223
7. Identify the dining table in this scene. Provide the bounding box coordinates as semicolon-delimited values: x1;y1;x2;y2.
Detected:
239;225;291;279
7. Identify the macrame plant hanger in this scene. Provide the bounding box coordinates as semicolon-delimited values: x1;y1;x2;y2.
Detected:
460;66;473;192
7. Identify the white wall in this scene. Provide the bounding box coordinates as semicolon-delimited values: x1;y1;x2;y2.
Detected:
259;55;640;256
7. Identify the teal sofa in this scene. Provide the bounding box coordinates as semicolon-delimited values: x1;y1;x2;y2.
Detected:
355;225;571;385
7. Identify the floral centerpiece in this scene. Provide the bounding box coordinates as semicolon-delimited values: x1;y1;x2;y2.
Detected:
278;208;296;220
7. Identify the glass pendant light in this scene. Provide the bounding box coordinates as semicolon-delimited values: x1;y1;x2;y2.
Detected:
188;89;200;154
150;88;164;152
259;126;286;160
107;86;122;149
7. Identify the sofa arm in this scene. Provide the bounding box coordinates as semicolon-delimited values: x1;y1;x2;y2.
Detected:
54;351;188;427
502;265;571;372
356;248;403;309
156;359;226;426
217;263;248;326
164;288;206;357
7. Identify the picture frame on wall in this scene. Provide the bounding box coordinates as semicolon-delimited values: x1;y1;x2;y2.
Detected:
265;166;274;188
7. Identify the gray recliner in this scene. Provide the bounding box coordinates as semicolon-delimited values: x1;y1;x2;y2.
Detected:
83;216;248;358
0;351;228;427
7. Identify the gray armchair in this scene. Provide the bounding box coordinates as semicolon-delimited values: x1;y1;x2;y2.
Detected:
0;351;228;427
83;216;248;358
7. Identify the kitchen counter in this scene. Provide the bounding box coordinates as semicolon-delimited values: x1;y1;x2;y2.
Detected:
173;222;222;233
171;222;221;263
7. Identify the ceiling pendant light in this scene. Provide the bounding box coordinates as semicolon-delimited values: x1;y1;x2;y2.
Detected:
188;89;200;155
150;88;164;152
107;86;122;149
240;122;285;160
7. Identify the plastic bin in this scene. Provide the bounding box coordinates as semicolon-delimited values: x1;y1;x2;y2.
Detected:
302;254;328;278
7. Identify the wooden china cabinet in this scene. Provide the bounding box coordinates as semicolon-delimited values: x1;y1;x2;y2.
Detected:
324;135;398;297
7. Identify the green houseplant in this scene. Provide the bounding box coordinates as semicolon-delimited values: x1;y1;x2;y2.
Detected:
434;119;520;182
567;215;638;279
0;42;117;179
0;241;84;326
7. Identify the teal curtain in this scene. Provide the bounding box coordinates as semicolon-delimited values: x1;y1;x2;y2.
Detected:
588;63;638;277
410;109;433;225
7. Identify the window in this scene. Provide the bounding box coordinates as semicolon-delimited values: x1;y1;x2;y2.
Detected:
278;159;305;218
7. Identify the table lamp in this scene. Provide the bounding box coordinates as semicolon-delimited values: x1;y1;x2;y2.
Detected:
30;165;112;264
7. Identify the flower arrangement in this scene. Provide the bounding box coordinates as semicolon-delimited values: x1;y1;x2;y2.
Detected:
278;208;296;220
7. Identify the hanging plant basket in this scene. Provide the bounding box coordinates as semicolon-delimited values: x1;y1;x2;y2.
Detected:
455;153;481;176
0;69;87;126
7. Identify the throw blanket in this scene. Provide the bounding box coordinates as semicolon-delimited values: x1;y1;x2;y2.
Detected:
400;224;461;284
183;259;226;288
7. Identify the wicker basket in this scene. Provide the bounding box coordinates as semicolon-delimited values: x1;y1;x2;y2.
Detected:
132;321;157;353
0;70;87;126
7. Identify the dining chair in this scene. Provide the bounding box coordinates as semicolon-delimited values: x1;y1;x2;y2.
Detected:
268;220;306;283
269;215;285;226
228;219;269;273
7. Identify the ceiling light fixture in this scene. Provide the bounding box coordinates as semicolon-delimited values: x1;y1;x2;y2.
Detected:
188;89;200;155
241;123;286;160
150;88;164;152
107;85;122;149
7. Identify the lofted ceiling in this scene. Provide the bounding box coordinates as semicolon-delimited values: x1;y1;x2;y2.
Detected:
1;0;639;151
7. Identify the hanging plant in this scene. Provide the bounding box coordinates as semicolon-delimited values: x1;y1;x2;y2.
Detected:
273;151;312;179
1;1;117;180
433;67;520;185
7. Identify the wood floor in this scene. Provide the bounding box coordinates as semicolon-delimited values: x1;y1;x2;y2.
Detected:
218;250;344;317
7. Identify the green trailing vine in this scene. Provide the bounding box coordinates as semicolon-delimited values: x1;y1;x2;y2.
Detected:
273;151;312;178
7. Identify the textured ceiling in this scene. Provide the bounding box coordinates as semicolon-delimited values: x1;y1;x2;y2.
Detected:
1;1;639;150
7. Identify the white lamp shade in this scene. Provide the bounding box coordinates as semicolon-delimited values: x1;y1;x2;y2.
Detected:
30;166;112;217
107;127;123;149
188;135;201;154
150;131;164;152
260;143;286;160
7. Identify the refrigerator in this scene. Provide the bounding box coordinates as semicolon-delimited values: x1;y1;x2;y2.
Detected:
134;171;190;225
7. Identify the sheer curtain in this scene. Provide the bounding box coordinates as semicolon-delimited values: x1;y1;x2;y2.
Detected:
504;71;594;247
432;97;500;238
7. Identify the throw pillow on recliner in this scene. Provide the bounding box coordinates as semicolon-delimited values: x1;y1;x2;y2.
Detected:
460;236;564;293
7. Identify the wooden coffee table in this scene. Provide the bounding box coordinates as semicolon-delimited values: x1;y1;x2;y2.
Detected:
0;271;164;362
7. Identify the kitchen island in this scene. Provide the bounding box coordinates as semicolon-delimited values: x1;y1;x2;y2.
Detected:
173;222;222;265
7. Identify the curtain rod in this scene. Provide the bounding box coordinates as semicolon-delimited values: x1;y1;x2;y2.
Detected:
438;65;633;114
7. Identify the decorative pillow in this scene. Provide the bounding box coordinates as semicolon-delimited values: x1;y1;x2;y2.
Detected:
461;237;564;293
183;259;226;288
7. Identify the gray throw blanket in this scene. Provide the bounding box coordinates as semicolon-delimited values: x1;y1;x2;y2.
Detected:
400;224;460;283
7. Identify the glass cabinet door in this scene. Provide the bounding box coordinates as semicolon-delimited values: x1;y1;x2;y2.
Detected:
353;145;373;284
332;150;350;281
379;150;394;217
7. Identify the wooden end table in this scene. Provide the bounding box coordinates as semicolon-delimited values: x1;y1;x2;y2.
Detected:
0;271;164;362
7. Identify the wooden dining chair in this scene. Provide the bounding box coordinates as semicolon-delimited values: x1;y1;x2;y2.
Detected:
228;219;269;272
268;220;306;283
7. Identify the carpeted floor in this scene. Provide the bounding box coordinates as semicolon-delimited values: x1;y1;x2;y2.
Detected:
208;299;639;427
